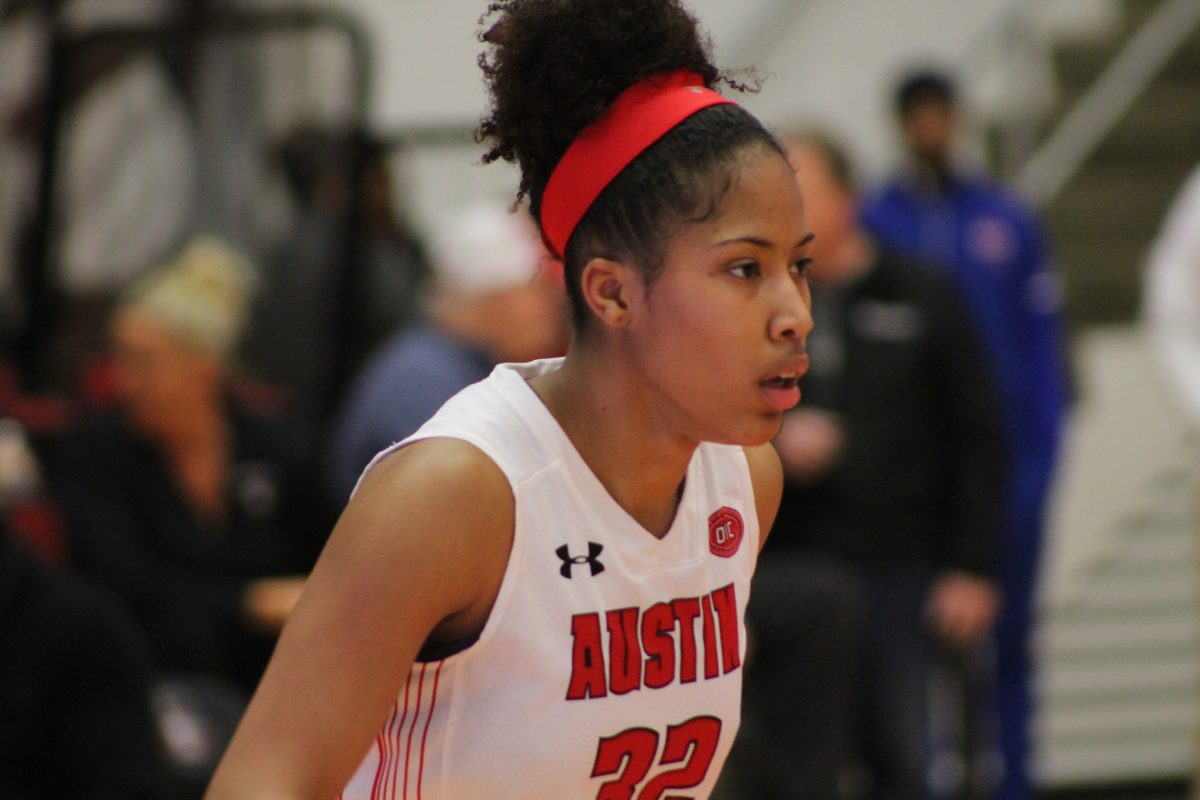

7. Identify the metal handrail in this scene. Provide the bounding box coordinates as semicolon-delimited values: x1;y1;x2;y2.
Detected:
1014;0;1200;207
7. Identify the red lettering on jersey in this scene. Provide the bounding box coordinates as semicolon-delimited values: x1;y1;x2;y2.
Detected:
671;597;701;684
567;613;607;700
566;585;742;700
700;594;720;680
710;583;741;673
641;602;676;690
607;607;642;694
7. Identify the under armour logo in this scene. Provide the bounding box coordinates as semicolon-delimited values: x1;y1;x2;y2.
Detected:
556;542;605;579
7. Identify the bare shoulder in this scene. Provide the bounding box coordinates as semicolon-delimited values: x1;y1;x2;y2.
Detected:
742;442;783;551
332;437;515;624
347;436;513;537
204;437;515;798
304;436;517;671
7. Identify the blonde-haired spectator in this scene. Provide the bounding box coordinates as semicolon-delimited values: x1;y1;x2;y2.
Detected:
48;235;333;700
119;235;255;360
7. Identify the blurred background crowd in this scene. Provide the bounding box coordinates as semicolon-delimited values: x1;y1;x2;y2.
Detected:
0;0;1197;798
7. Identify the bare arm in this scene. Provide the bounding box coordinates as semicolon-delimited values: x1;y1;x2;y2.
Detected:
744;442;783;553
205;438;514;800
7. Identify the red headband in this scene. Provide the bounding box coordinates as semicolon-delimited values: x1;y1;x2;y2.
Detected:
539;70;736;259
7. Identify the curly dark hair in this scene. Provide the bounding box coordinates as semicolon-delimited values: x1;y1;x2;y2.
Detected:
477;0;785;328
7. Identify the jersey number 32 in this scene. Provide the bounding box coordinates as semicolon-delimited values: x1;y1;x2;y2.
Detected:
591;715;722;800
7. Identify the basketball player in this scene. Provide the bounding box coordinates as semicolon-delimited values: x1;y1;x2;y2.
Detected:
204;0;813;796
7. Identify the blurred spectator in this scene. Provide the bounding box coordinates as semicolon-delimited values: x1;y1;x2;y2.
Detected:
48;236;330;697
325;199;566;503
0;521;175;799
860;68;1070;800
730;131;1006;800
1143;164;1200;427
54;46;197;390
0;414;72;565
725;553;866;800
241;126;430;442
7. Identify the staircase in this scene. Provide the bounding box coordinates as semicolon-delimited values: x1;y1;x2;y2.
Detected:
1025;2;1200;793
1037;0;1200;329
1034;328;1199;794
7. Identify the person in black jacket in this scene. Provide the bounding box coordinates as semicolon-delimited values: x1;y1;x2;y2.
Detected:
729;131;1007;800
0;524;174;799
50;237;330;698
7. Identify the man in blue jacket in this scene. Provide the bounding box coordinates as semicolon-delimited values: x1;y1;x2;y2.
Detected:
861;69;1070;800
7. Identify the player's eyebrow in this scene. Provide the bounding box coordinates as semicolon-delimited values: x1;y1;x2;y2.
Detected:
711;231;815;250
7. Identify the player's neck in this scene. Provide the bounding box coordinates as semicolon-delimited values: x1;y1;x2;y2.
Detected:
529;351;694;539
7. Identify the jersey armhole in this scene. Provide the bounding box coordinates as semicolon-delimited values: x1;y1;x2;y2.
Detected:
415;630;481;662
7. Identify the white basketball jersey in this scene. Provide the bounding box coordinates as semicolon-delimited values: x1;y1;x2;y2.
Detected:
339;358;760;800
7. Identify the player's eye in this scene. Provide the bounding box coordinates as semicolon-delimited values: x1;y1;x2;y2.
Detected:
728;262;760;279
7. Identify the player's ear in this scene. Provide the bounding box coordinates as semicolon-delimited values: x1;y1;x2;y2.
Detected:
579;257;638;328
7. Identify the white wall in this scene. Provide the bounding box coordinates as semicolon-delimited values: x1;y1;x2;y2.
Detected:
312;0;1114;233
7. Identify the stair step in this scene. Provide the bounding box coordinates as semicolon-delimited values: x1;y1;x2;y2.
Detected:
1157;24;1200;81
1053;38;1200;111
1056;237;1151;325
995;1;1199;330
1046;160;1193;237
1054;42;1125;94
1092;79;1200;162
1051;0;1158;91
1048;6;1200;123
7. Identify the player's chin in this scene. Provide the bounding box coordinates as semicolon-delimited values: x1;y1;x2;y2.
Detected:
749;413;786;446
709;411;784;448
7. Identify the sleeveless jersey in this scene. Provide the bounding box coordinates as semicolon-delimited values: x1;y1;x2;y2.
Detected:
339;358;760;800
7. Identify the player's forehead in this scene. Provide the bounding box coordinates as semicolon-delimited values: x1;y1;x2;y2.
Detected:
671;149;804;247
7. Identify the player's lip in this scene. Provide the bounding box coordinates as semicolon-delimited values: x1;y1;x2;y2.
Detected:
758;354;810;387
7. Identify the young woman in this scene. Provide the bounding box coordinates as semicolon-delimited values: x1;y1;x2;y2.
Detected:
204;0;813;797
